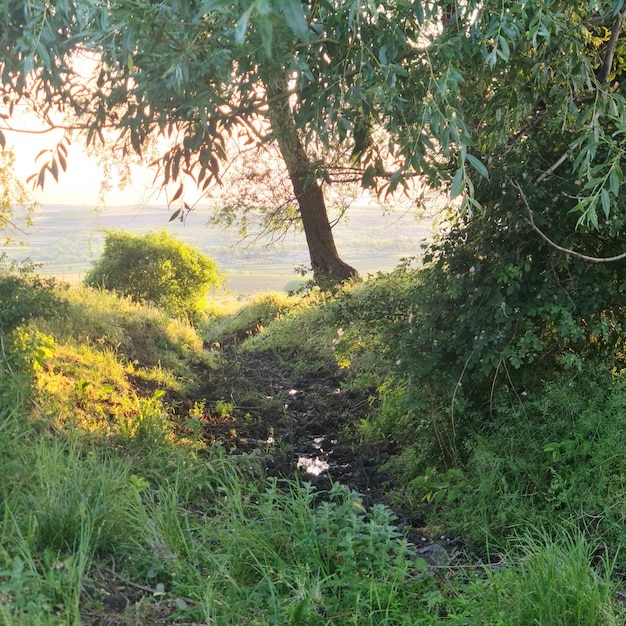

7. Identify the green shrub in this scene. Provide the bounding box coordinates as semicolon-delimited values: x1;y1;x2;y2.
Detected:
162;479;433;624
398;366;626;556
329;186;625;468
390;139;624;420
0;263;65;334
0;264;62;415
85;230;223;321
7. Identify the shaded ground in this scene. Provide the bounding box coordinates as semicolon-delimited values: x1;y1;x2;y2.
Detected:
191;346;404;511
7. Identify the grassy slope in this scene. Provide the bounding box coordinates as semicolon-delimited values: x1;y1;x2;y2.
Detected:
0;281;623;624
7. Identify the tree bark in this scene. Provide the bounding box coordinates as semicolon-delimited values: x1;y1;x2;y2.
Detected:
265;76;359;284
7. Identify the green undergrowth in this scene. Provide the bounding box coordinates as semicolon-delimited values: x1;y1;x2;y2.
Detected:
0;372;621;624
383;368;626;555
0;266;624;623
203;290;339;377
204;277;626;564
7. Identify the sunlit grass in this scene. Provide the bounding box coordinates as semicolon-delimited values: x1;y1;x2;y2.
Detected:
35;341;140;434
42;284;205;369
201;290;308;345
30;284;211;437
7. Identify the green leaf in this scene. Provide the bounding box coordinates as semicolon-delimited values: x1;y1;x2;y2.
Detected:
600;187;611;218
414;0;424;24
450;167;465;198
465;153;489;179
279;0;309;41
609;167;620;196
171;183;184;203
235;6;253;45
49;158;59;183
258;16;274;57
497;35;510;62
362;165;377;188
464;195;482;216
36;42;51;68
36;167;46;189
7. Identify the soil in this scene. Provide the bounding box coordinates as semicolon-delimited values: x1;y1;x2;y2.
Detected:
189;346;409;514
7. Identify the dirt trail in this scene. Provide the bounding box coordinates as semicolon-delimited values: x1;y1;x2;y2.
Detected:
190;347;405;512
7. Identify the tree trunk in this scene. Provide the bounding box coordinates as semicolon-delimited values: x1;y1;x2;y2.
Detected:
265;76;359;284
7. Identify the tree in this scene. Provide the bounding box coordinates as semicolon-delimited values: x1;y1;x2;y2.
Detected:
0;1;416;283
1;1;624;280
85;230;223;320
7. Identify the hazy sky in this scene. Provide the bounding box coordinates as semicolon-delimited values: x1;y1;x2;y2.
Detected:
5;111;161;207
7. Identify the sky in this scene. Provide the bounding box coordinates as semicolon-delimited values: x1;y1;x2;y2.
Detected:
4;110;162;207
2;49;162;207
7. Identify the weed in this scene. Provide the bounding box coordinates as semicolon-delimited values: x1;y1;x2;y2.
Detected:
452;527;621;625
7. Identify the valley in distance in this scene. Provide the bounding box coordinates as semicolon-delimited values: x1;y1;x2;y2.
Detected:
3;202;433;297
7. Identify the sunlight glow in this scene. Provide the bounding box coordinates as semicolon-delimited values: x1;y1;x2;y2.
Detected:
4;116;159;206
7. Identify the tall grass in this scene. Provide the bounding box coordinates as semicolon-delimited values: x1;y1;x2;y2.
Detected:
453;528;620;625
0;277;623;623
42;284;205;371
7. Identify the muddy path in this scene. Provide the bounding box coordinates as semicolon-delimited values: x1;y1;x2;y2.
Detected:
182;344;472;565
188;345;410;514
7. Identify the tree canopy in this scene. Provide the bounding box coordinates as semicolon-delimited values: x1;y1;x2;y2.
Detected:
0;1;624;279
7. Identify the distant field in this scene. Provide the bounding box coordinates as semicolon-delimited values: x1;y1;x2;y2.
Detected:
2;203;433;295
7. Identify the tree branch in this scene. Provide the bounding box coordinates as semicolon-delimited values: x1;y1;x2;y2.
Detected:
512;180;626;263
535;150;569;183
598;6;626;84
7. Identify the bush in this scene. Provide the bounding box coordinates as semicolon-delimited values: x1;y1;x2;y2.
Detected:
330;159;625;467
0;262;65;334
85;230;223;321
396;365;626;558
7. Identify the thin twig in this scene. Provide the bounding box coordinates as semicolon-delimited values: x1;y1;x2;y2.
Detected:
512;180;626;263
535;150;569;183
450;345;477;457
99;565;193;603
28;397;62;434
101;567;162;595
426;559;505;570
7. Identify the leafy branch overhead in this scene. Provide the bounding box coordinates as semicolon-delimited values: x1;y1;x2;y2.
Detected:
0;0;625;270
